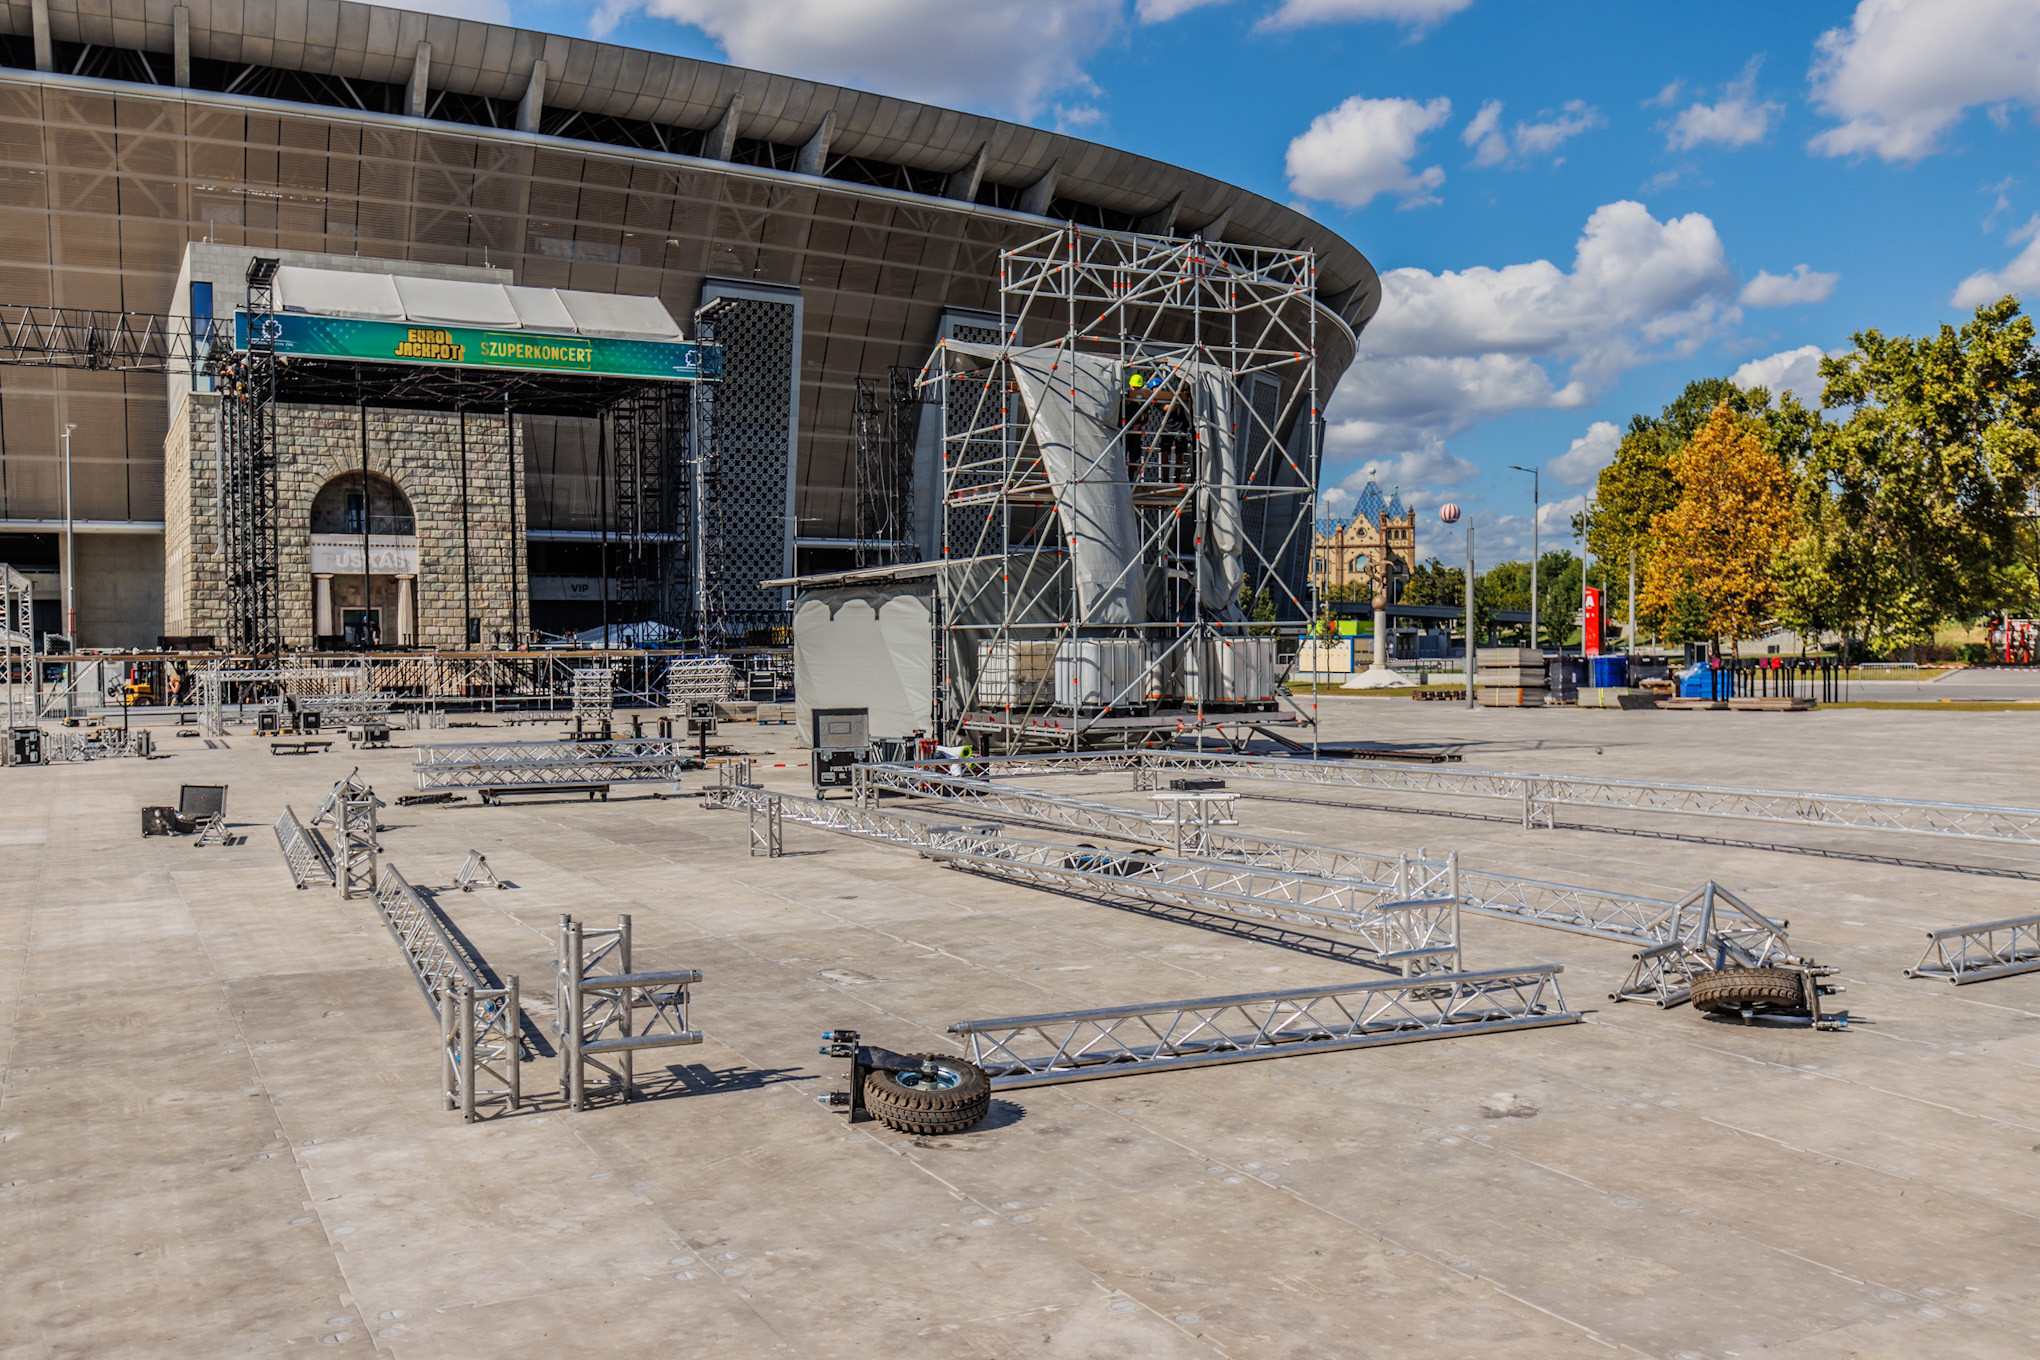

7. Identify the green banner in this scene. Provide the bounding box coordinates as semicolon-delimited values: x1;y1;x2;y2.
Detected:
235;310;715;381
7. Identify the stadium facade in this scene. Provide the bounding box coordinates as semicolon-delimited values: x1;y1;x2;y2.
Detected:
0;0;1378;648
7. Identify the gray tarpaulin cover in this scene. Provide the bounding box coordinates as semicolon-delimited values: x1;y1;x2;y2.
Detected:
793;584;934;745
942;340;1244;623
945;341;1144;624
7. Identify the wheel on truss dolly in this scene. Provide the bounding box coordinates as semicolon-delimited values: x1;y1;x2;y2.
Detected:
863;1054;992;1135
1688;966;1805;1016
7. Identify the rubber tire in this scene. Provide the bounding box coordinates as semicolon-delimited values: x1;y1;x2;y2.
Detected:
1689;966;1805;1015
863;1054;992;1135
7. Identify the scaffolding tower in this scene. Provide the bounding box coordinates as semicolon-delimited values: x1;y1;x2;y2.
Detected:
927;226;1322;746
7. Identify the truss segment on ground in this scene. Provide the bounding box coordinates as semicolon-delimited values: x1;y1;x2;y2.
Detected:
554;913;702;1110
411;738;691;788
853;762;1740;949
871;750;2040;848
273;806;334;888
367;862;522;1118
1906;912;2040;985
1611;882;1795;1006
948;966;1577;1089
705;784;1457;972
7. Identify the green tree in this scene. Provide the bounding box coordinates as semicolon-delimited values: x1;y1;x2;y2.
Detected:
1799;296;2040;650
1641;403;1796;657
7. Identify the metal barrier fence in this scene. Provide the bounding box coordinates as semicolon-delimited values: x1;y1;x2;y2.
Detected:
412;738;691;789
949;965;1577;1089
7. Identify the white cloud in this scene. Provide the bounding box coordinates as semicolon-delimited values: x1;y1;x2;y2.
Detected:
1664;58;1781;151
1286;96;1452;209
1739;264;1840;307
1548;420;1622;486
1538;494;1588;535
1464;99;1602;167
1463;100;1507;166
1732;344;1831;403
1362;200;1736;381
1135;0;1228;18
1952;225;2040;308
1322;201;1738;504
397;0;511;18
595;0;1119;117
1262;0;1474;32
1809;0;2040;162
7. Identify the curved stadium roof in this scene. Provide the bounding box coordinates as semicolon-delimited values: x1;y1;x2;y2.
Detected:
0;0;1379;334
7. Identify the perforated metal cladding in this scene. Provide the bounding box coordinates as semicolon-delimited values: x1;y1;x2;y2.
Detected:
940;322;1011;560
701;295;794;633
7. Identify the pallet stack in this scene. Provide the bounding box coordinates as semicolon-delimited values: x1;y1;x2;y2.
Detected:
1474;648;1546;707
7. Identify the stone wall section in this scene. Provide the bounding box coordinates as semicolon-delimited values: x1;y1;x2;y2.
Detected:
162;398;528;649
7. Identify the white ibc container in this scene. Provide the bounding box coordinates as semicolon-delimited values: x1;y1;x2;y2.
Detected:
1054;639;1158;710
976;639;1058;707
1181;635;1277;704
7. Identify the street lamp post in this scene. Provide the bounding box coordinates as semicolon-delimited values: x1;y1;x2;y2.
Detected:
1510;464;1538;650
61;421;76;640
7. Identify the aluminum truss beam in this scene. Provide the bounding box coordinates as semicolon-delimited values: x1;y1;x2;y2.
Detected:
369;862;521;1120
873;751;2040;848
856;763;1730;950
1906;912;2040;985
411;738;690;789
949;966;1576;1089
0;303;202;373
554;913;702;1110
705;783;1458;972
273;805;334;888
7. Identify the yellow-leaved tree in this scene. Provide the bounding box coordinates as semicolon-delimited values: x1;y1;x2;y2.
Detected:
1640;402;1795;658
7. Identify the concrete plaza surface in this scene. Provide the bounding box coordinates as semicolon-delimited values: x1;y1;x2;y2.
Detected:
4;698;2040;1358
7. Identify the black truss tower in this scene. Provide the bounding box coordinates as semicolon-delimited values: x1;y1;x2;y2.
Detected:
851;367;922;568
605;385;693;636
217;258;283;657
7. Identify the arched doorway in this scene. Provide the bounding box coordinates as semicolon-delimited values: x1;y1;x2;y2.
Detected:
309;472;420;647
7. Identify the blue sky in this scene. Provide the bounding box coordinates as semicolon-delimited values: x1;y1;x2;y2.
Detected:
416;0;2040;564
